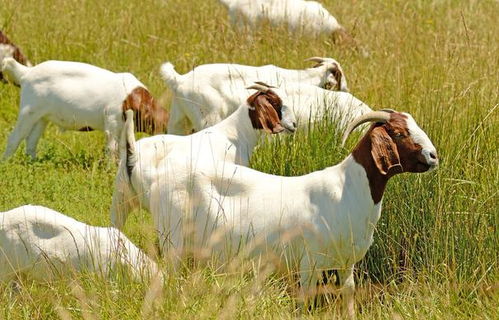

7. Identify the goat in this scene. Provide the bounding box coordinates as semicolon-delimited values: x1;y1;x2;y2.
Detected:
160;57;348;134
276;83;372;132
0;31;32;85
1;58;168;160
110;83;297;229
0;205;161;282
219;0;355;44
123;109;438;317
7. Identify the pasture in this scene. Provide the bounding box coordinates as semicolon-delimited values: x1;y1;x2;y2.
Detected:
0;0;497;318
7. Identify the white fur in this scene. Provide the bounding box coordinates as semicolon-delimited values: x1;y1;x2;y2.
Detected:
219;0;344;36
279;83;371;132
0;44;15;69
1;58;152;160
0;205;160;282
404;113;438;166
110;91;297;229
121;111;437;317
160;58;348;134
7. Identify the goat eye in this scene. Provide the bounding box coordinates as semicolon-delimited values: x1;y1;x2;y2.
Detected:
394;133;404;139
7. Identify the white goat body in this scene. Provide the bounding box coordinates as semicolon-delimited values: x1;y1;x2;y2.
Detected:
220;0;345;37
123;109;439;317
110;86;372;229
110;88;297;229
161;58;348;134
1;58;167;160
0;205;160;282
279;83;371;131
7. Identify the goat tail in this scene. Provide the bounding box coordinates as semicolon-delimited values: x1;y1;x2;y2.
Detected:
1;57;29;85
121;110;137;179
159;62;181;91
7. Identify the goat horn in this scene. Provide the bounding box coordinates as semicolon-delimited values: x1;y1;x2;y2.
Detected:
342;111;392;146
305;57;325;63
246;83;271;92
380;108;395;113
253;81;276;88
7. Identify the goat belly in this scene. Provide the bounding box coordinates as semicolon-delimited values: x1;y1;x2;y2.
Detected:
45;114;103;131
78;126;94;132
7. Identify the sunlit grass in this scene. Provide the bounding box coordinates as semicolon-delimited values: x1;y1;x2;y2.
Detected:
0;0;498;318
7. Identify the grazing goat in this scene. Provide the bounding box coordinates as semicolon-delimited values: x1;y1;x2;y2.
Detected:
219;0;354;44
123;109;438;317
0;31;32;85
0;205;161;282
276;83;372;132
110;84;297;229
160;57;348;134
1;58;168;160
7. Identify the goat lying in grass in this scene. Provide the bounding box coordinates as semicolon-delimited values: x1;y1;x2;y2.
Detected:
111;83;297;229
161;57;347;134
1;58;168;160
121;109;438;317
0;205;161;282
0;31;31;85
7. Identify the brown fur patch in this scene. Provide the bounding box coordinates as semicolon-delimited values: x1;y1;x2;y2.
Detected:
246;90;284;134
370;126;402;175
0;31;31;82
121;87;168;135
352;113;432;203
329;63;342;91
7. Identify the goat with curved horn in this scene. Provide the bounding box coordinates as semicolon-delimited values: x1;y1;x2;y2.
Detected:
342;111;392;146
149;108;438;318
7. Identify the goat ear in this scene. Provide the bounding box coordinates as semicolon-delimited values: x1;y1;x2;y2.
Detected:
370;126;402;175
248;99;284;134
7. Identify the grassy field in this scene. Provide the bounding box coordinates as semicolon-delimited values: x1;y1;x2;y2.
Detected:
0;0;498;318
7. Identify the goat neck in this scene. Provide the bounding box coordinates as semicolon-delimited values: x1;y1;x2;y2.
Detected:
212;106;261;161
349;125;401;204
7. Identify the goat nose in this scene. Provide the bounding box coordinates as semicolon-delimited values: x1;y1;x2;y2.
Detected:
293;122;297;128
429;152;437;160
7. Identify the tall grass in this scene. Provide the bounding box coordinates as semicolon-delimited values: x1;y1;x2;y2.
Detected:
0;0;497;318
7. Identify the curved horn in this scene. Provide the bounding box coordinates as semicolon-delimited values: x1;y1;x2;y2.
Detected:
380;108;395;113
342;111;392;146
246;83;271;93
305;57;325;64
253;81;276;88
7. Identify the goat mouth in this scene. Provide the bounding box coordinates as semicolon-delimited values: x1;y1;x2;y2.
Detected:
282;123;296;133
417;161;432;171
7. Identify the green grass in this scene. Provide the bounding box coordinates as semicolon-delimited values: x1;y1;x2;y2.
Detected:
1;0;498;318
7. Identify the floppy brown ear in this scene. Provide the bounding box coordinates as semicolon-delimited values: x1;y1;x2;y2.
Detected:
370;126;402;175
248;94;284;134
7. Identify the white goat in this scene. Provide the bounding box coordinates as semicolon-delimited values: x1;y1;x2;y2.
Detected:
0;205;161;282
0;31;32;85
1;58;168;160
123;109;439;317
160;57;348;134
219;0;353;42
110;84;297;229
277;83;372;132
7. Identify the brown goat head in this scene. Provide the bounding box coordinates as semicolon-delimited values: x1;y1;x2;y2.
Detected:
122;87;168;135
246;89;285;134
